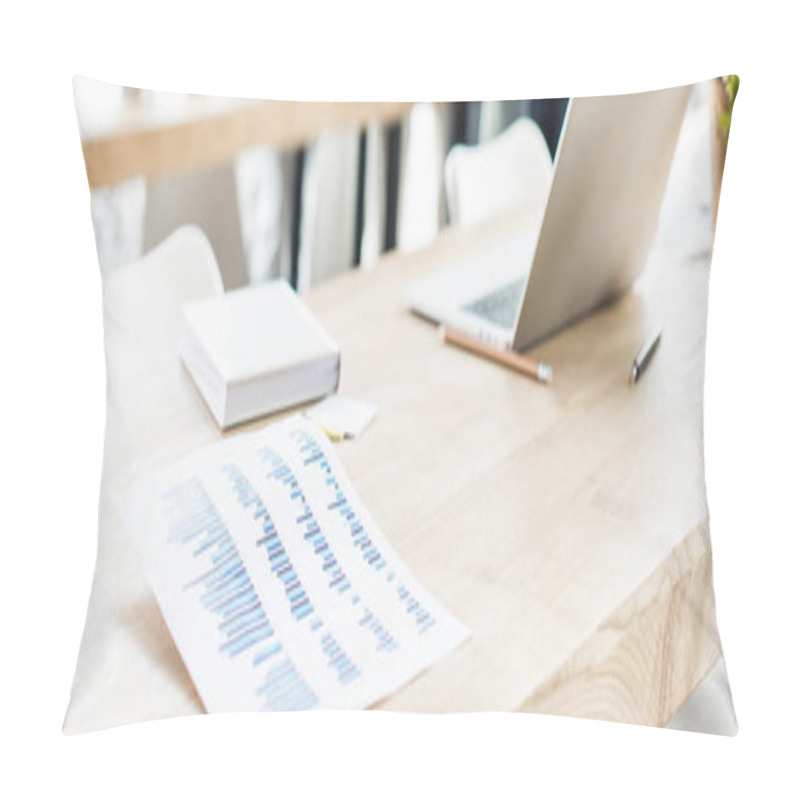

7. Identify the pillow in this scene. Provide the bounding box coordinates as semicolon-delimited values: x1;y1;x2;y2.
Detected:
65;75;738;734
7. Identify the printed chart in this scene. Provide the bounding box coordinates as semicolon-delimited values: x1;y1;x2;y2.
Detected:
116;415;469;712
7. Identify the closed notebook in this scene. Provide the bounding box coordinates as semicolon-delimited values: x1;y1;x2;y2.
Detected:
180;280;340;428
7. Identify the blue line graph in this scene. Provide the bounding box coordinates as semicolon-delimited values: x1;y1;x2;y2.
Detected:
289;429;436;634
260;446;398;656
226;464;316;623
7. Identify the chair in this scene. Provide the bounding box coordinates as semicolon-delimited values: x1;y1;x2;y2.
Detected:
444;116;553;228
144;163;249;290
66;226;226;732
102;226;224;474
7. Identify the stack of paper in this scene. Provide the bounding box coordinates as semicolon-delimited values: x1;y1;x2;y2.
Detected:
116;415;469;712
181;280;340;429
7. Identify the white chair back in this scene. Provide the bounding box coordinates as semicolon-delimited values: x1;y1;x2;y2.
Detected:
444;117;553;227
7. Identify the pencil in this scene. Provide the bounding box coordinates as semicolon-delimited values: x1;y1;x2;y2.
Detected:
441;326;553;384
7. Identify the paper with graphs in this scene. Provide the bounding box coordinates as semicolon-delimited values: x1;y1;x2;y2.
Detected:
116;415;468;713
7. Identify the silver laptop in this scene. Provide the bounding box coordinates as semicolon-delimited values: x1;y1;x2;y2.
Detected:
406;84;692;352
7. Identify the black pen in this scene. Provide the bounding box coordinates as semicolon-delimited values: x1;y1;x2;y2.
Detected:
630;329;662;384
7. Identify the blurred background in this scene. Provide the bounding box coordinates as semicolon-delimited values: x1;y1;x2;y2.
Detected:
74;76;570;291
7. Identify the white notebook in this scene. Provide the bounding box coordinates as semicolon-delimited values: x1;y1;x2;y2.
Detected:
181;280;340;429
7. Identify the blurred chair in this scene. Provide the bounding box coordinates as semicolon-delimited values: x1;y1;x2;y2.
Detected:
297;126;361;292
235;146;294;286
144;163;249;290
395;103;449;257
102;226;224;474
444;116;553;228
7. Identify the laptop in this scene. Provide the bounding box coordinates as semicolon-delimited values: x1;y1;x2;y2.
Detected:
406;84;692;353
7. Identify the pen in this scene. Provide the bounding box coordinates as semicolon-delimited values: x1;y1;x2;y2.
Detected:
630;329;662;384
441;325;553;384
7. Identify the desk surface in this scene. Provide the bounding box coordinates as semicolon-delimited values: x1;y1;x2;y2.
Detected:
65;91;722;732
305;207;719;722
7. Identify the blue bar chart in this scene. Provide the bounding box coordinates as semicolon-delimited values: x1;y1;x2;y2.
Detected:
163;477;318;711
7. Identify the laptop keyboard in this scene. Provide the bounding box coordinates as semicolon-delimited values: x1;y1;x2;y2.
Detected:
462;278;525;330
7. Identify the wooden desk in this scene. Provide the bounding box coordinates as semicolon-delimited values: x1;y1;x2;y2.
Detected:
65;171;720;731
306;208;719;723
